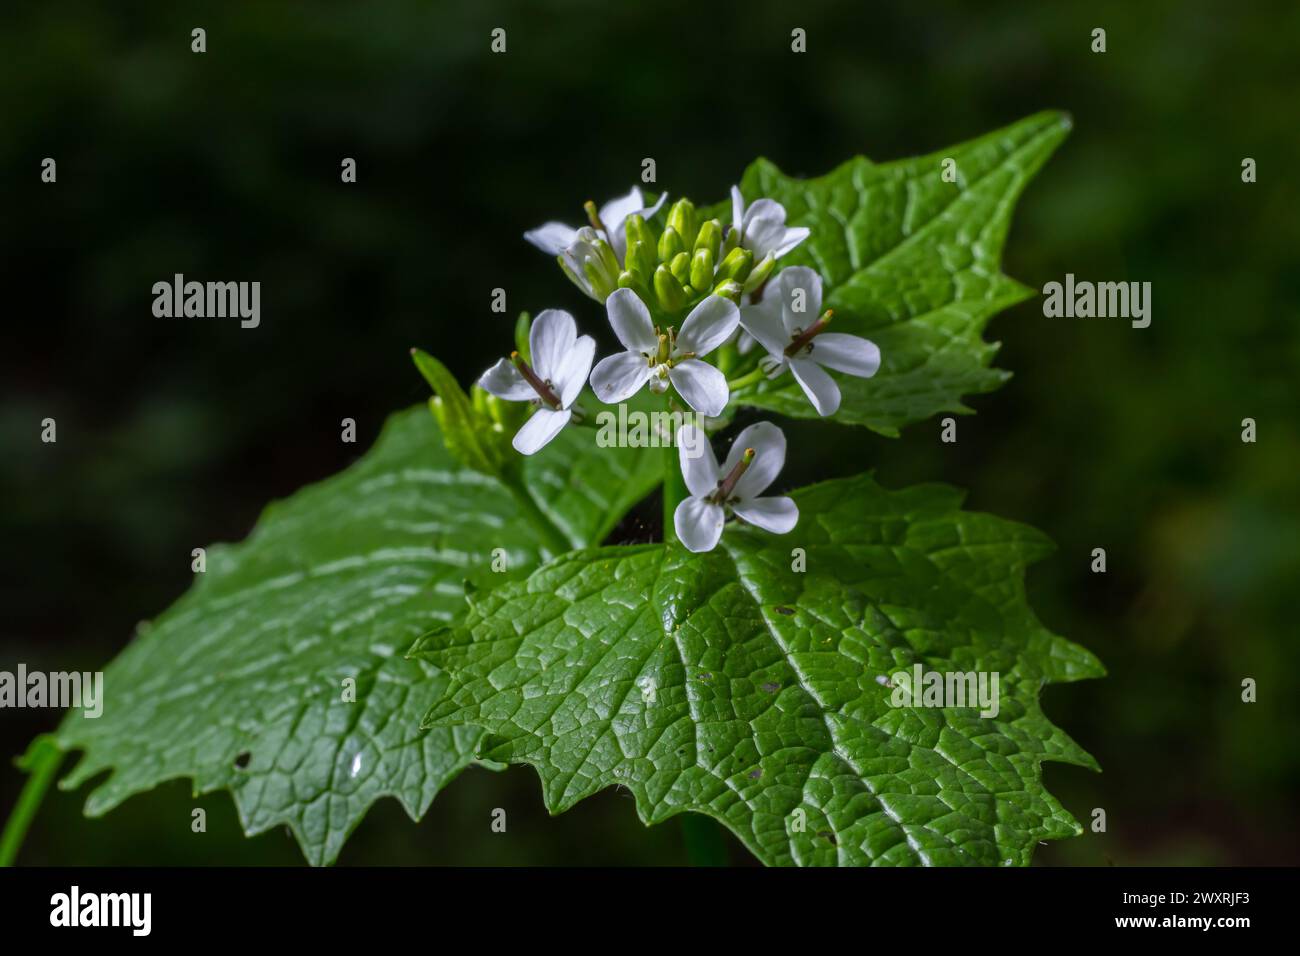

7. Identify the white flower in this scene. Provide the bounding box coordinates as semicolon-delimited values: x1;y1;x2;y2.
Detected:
672;421;799;553
524;186;668;263
730;186;810;262
739;266;881;417
588;288;737;417
477;309;595;455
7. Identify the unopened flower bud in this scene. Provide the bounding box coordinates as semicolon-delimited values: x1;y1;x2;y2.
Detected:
658;225;685;264
742;252;777;293
693;218;721;260
713;278;743;302
624;215;658;275
669;251;691;286
667;199;698;250
690;247;715;291
716;246;753;283
654;264;689;311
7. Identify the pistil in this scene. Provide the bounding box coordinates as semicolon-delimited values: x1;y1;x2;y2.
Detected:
511;352;563;409
710;448;755;504
784;310;833;358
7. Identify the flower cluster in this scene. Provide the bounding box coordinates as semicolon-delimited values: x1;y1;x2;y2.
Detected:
476;185;882;551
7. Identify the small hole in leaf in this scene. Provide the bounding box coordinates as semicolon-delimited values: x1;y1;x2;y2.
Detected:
761;682;780;693
817;829;838;845
748;768;763;780
233;751;251;770
775;606;794;616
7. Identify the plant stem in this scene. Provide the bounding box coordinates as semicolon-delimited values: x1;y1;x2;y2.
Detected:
659;387;690;544
662;439;686;545
504;481;572;557
1;736;64;867
726;367;767;393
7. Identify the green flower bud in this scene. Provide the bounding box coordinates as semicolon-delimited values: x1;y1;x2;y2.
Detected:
617;269;652;303
666;199;698;250
658;225;685;264
716;246;754;283
690;247;715;291
713;278;744;302
625;238;655;281
722;224;740;256
693;218;722;259
669;251;691;285
624;215;658;275
743;252;777;293
654;264;689;311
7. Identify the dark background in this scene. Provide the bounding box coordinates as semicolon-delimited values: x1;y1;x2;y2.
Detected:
2;0;1296;865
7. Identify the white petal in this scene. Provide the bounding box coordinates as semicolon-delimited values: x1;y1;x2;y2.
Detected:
607;191;668;260
668;359;728;418
477;357;533;402
676;423;719;498
790;357;841;416
640;190;668;221
771;267;822;336
732;495;798;534
739;299;789;356
676;295;739;357
524;222;578;256
529;309;577;380
741;198;785;233
736;329;758;355
605;288;658;353
723;421;786;499
772;226;810;258
811;333;880;378
589;351;651;404
513;407;571;455
557;335;597;407
674;496;725;553
730;185;745;233
598;187;645;236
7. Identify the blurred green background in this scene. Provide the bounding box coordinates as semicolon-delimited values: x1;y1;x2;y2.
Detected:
2;0;1297;865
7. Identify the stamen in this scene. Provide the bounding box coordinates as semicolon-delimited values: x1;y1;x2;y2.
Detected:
784;310;833;358
710;448;755;504
511;351;563;409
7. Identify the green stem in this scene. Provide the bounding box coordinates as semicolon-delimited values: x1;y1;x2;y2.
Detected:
662;440;686;545
725;367;767;393
1;736;64;867
660;388;689;545
504;481;572;557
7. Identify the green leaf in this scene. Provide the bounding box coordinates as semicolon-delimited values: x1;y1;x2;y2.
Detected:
52;405;660;865
733;111;1070;435
414;473;1103;866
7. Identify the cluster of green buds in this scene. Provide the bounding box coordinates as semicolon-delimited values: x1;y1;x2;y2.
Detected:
559;198;777;316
